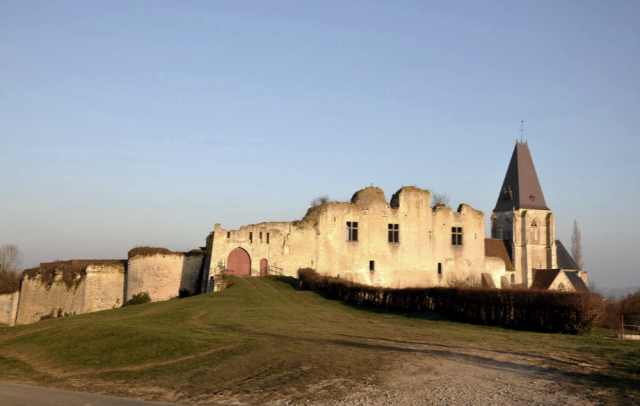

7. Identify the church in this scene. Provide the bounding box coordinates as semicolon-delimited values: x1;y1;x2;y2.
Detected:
203;141;588;292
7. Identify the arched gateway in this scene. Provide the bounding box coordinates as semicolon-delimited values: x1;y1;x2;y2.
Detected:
227;248;251;276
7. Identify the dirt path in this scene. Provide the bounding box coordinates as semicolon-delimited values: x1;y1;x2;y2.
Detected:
267;344;597;406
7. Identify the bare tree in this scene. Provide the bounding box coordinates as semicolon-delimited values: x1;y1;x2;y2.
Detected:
0;244;23;274
431;192;450;208
571;220;584;269
310;195;333;207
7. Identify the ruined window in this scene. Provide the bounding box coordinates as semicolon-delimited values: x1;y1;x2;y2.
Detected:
369;261;375;271
510;273;515;284
267;232;270;244
249;232;253;243
346;221;358;241
388;224;399;243
438;263;442;275
451;227;463;245
227;231;231;239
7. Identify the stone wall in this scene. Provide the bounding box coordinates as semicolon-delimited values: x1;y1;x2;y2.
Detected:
84;263;126;312
127;250;203;302
0;292;20;326
15;274;87;325
14;261;126;326
209;186;490;289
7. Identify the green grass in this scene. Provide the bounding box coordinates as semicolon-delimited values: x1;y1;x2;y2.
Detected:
0;276;638;404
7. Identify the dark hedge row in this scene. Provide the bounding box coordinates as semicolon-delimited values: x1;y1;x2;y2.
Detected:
298;268;602;334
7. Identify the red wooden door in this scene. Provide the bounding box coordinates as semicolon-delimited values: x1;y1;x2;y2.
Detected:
260;259;268;277
227;248;251;276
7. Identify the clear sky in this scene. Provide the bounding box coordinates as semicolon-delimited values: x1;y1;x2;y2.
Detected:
1;1;638;288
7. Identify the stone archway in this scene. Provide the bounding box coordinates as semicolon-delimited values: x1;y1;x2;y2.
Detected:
227;248;251;276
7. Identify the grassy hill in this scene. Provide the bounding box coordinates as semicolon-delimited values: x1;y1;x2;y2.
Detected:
0;276;638;404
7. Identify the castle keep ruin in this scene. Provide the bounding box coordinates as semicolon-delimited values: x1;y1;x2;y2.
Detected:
1;141;587;326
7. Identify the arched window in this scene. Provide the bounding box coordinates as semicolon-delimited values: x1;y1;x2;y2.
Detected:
510;273;515;284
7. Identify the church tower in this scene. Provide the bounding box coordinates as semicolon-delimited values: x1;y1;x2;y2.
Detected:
491;141;557;288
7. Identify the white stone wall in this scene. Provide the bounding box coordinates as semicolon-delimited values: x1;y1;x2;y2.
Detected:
127;252;203;302
0;292;20;326
15;275;87;325
209;186;490;289
84;264;126;312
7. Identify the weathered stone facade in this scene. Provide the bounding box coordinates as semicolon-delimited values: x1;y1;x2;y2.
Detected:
15;261;125;325
206;186;488;289
0;292;20;326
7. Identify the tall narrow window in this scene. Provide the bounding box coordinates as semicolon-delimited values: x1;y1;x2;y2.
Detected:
511;273;515;284
260;232;263;243
227;231;231;239
267;232;270;244
451;227;463;245
388;224;399;243
249;232;253;243
438;263;442;275
369;260;375;271
346;222;358;241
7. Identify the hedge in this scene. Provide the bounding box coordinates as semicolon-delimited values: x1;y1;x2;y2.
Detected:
298;268;602;334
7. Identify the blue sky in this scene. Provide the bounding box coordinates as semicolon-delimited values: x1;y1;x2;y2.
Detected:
1;1;638;288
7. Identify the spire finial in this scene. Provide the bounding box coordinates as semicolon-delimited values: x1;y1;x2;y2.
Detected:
520;120;524;142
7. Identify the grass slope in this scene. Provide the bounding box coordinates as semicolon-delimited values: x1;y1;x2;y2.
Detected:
0;277;638;404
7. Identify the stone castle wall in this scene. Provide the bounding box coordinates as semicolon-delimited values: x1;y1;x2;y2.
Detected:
15;275;87;325
209;186;488;289
127;252;203;302
0;292;20;326
14;262;125;325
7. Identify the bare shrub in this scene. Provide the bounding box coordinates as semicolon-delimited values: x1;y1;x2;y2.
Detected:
431;192;450;208
310;195;333;207
0;270;21;294
446;270;482;288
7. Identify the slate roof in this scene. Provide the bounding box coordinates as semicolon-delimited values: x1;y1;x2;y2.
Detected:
530;269;561;290
555;240;581;270
494;142;550;212
564;271;589;292
484;238;515;271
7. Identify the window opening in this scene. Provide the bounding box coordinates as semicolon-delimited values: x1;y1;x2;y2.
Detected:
346;221;358;241
249;232;253;243
510;273;515;284
451;227;463;245
260;232;263;243
531;219;538;227
369;261;375;271
267;232;270;244
388;224;399;243
438;263;442;275
227;231;231;239
530;195;535;202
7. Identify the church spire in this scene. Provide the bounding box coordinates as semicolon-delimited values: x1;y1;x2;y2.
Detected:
494;141;549;211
